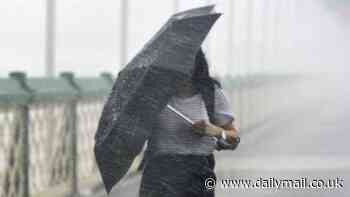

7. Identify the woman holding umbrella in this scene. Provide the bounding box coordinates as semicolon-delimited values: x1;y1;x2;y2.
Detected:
139;48;239;197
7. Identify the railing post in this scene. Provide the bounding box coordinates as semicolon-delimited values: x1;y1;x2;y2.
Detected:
100;72;114;84
21;105;30;197
60;72;79;197
70;99;78;197
9;72;32;197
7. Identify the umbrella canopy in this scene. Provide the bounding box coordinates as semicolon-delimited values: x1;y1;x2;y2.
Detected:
94;5;221;193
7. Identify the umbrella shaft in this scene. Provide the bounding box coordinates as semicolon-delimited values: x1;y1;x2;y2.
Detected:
166;104;194;125
166;104;218;142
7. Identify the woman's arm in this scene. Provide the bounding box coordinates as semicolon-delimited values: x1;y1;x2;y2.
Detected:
192;120;239;144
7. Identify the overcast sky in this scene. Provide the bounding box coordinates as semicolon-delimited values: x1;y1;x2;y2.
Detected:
0;0;348;77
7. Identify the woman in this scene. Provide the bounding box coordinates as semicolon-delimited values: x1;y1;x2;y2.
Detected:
139;48;239;197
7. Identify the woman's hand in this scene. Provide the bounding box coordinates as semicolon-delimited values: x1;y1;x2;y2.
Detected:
192;120;239;144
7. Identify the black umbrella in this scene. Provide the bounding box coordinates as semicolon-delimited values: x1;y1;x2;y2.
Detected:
94;5;221;193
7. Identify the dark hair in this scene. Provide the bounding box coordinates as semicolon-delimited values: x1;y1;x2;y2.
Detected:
192;48;221;122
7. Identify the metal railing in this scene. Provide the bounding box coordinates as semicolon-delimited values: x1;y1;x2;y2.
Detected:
0;71;304;197
0;72;112;197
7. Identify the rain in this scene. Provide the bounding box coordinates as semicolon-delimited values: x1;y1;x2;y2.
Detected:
0;0;349;197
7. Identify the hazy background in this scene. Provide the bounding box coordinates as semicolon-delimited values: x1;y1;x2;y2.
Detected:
1;0;349;78
1;1;350;196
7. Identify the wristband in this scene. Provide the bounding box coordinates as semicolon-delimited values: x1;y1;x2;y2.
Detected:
221;130;227;140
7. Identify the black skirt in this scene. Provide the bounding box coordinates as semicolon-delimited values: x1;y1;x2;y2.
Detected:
139;153;216;197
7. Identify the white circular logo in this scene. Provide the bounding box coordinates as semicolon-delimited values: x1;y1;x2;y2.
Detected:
205;178;216;190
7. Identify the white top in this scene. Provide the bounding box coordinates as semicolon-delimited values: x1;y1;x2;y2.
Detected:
148;86;235;156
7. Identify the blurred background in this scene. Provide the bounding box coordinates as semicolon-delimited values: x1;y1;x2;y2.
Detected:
0;0;349;197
